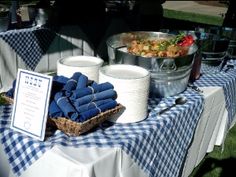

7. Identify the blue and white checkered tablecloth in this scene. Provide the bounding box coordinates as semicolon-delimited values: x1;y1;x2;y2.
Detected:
195;60;236;127
0;90;204;177
0;27;55;70
201;62;221;74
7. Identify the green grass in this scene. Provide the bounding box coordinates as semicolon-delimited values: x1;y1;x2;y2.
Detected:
0;0;39;6
190;124;236;177
163;9;224;26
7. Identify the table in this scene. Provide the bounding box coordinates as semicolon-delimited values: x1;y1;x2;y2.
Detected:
0;26;95;93
182;61;236;177
1;53;236;177
0;85;231;177
182;87;227;177
1;90;204;177
1;146;147;177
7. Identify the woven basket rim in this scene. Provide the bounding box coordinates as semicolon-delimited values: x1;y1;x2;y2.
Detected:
49;103;123;136
50;103;123;125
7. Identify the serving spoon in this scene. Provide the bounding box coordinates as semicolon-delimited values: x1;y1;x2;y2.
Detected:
158;97;187;115
224;64;234;73
188;83;203;93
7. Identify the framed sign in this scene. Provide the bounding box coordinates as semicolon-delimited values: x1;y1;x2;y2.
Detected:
10;69;53;141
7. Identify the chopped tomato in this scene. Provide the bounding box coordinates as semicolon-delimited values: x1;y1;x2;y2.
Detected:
178;35;194;47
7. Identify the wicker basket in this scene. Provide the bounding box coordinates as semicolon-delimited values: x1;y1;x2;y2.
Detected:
49;104;123;136
0;93;124;136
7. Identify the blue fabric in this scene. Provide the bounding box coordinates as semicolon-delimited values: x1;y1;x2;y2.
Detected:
5;80;16;98
74;98;114;113
70;82;114;101
196;60;236;128
99;99;117;112
91;82;114;92
76;74;88;89
54;92;78;121
53;75;69;85
0;27;56;70
78;100;118;122
93;89;117;101
63;72;82;96
51;76;69;99
74;89;117;106
70;87;93;101
78;108;100;122
48;100;64;117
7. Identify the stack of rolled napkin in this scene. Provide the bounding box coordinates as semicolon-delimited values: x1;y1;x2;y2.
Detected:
6;72;118;123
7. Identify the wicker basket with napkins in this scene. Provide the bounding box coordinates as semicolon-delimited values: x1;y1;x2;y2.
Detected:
1;72;123;136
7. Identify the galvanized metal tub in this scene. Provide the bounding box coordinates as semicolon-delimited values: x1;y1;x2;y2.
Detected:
106;31;198;97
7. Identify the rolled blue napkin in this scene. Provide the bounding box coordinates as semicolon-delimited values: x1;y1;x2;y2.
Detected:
70;82;114;101
93;89;117;101
76;74;88;89
54;92;79;120
6;79;16;98
48;100;64;117
53;75;69;84
63;72;82;96
70;87;94;101
63;79;77;97
91;82;114;92
77;108;100;122
74;89;117;106
99;99;117;112
51;75;69;98
78;100;117;122
74;98;113;112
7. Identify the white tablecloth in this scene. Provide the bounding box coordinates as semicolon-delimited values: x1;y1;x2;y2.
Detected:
0;87;231;177
182;87;228;177
0;145;147;177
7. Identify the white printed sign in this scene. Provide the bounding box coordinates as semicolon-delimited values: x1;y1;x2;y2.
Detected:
10;69;52;141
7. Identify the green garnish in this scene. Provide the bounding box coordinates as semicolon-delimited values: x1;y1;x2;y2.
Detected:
169;33;185;45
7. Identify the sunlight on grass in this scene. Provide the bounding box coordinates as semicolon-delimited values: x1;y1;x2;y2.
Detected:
163;9;224;26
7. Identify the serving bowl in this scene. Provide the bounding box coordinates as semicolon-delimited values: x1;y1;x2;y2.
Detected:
106;31;198;97
107;31;198;72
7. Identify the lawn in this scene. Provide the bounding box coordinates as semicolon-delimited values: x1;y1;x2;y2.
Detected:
163;9;224;26
189;124;236;177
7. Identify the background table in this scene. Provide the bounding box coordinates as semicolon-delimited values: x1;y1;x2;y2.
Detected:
0;26;95;93
182;61;236;177
182;87;228;177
